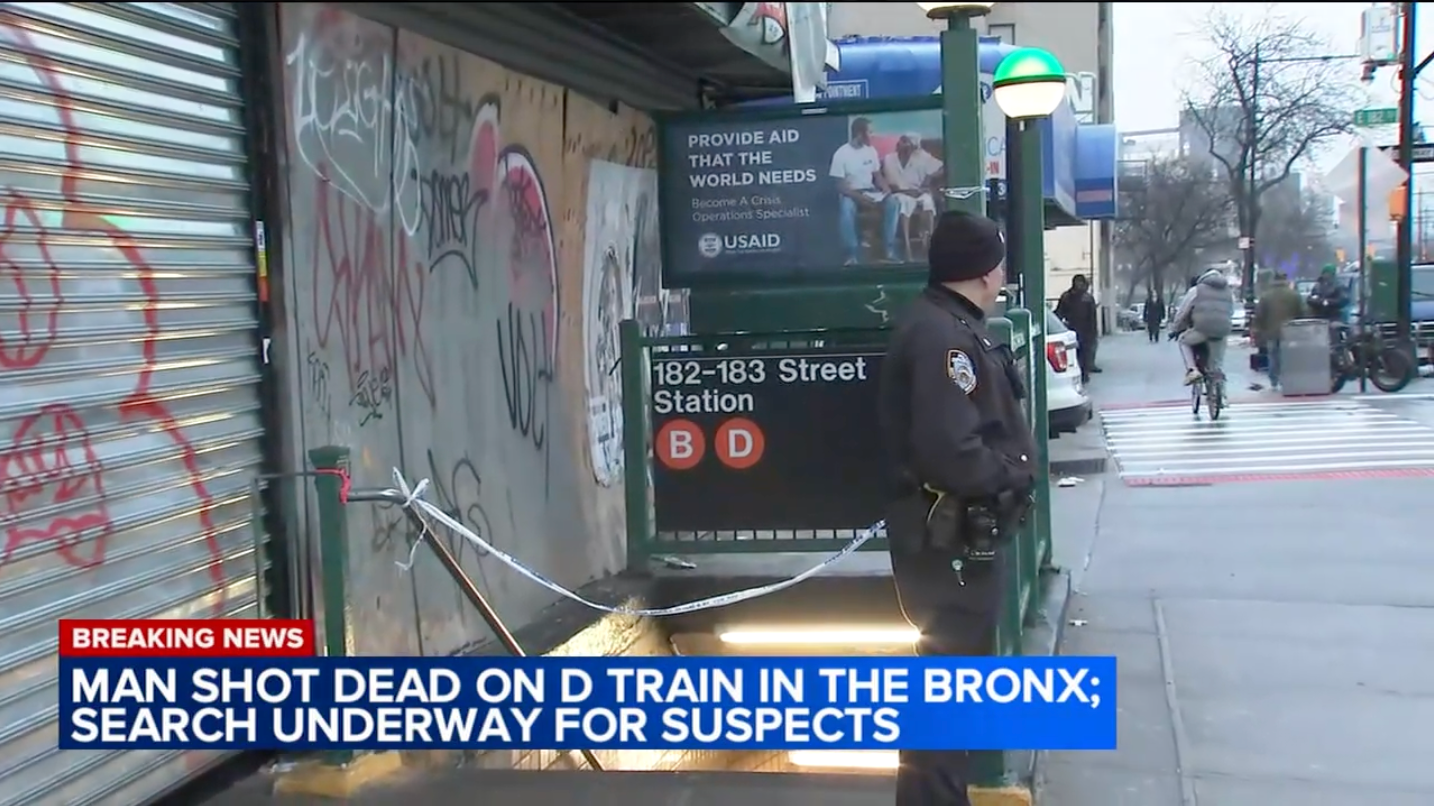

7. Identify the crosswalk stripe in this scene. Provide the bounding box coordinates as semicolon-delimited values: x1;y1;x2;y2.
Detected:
1100;398;1434;482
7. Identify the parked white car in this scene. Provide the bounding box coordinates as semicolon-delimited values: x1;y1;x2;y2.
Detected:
1231;304;1248;335
1043;308;1092;437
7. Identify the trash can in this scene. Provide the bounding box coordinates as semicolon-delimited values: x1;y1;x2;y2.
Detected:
1278;319;1332;396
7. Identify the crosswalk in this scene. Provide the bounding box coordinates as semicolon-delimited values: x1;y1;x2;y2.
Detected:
1101;398;1434;484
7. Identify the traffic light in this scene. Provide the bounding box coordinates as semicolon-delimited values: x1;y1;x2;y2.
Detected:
1361;61;1377;83
1389;184;1408;221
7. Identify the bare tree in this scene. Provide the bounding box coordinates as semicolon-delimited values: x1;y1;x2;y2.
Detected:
1257;181;1337;276
1114;155;1232;303
1181;8;1361;295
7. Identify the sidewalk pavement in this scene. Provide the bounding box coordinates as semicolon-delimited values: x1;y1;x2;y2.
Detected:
1039;331;1434;805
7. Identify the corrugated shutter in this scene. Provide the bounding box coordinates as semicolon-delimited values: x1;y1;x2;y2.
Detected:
0;3;265;805
343;2;706;111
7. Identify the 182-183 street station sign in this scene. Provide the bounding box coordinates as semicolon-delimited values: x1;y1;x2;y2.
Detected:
650;347;888;533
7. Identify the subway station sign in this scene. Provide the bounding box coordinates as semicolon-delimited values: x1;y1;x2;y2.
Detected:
650;347;887;533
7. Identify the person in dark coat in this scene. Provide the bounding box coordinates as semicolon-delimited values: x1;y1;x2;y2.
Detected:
878;210;1036;806
1055;274;1100;382
1143;289;1165;343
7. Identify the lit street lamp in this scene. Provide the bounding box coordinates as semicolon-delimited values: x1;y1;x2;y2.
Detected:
918;2;995;217
992;47;1069;120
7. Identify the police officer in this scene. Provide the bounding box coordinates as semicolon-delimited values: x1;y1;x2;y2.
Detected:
877;209;1037;806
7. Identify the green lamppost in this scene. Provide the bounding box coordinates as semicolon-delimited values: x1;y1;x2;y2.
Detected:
993;46;1066;595
918;2;995;217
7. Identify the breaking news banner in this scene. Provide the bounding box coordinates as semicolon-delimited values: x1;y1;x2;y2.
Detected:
57;620;1117;752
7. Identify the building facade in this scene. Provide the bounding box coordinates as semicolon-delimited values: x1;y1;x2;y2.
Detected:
828;2;1116;313
0;2;796;802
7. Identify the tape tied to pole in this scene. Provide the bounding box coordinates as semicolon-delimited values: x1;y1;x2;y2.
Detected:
386;469;884;617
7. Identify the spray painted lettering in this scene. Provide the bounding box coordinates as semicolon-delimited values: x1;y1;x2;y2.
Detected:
487;137;558;494
423;448;499;614
612;124;658;169
420;169;486;290
349;367;393;426
396;53;474;162
285;19;422;235
312;179;437;415
306;349;332;421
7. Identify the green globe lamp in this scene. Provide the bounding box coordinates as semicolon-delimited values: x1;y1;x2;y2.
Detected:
916;1;995;19
992;47;1067;120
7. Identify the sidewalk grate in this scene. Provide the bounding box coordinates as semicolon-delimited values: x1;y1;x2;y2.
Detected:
1099;398;1434;485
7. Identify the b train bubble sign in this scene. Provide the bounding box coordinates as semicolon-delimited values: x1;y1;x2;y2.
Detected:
649;346;887;533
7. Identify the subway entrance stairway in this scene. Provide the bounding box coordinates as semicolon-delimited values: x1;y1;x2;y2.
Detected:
193;767;896;806
175;552;1063;806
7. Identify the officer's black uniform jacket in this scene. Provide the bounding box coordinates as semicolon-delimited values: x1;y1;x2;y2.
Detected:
878;285;1037;502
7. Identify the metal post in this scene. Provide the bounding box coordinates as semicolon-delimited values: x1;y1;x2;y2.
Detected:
1015;120;1052;571
1358;146;1369;394
307;446;353;768
308;446;353;659
1004;118;1024;292
1396;2;1417;343
619;319;654;572
1244;44;1260;305
940;13;986;216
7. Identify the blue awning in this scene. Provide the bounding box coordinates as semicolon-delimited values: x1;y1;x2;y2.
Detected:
1075;124;1118;219
740;35;1117;222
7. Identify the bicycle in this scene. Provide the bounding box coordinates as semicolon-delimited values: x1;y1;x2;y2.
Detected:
1328;321;1416;394
1190;343;1225;420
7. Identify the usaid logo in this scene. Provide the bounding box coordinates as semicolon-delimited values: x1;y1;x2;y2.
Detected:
699;233;782;258
698;233;723;259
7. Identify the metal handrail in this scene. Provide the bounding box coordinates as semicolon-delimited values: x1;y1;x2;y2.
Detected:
344;487;605;773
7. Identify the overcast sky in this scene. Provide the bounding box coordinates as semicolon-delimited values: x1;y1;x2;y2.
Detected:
1112;2;1434;174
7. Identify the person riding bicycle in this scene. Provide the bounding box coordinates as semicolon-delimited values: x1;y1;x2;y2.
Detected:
1306;264;1351;324
1170;269;1235;386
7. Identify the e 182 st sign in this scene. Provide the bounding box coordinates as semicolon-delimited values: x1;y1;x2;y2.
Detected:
648;348;887;533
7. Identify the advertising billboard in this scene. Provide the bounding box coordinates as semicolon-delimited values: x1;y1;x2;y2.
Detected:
659;100;945;285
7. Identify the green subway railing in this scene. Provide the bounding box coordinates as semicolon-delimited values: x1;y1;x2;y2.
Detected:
618;319;893;568
618;313;1055;641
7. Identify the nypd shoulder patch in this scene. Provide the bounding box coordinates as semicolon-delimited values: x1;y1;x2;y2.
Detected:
947;349;977;393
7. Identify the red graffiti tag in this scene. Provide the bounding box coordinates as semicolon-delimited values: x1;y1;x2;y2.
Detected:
0;193;61;369
312;176;437;408
0;24;226;610
0;404;111;568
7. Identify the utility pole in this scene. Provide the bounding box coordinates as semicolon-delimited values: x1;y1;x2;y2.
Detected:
1244;44;1260;306
1396;1;1418;343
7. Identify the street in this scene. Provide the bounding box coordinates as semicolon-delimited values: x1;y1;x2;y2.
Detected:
1041;331;1434;805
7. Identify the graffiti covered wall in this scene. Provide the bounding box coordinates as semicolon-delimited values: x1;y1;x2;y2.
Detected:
278;4;666;655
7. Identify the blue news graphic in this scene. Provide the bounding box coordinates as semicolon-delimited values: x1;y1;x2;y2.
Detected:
59;656;1117;752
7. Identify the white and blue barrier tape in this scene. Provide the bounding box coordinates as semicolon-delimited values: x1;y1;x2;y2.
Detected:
384;469;883;617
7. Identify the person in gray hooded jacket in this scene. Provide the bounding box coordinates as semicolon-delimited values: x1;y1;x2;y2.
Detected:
1170;269;1235;385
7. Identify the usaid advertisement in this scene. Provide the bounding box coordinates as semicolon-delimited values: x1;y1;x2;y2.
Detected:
661;108;943;281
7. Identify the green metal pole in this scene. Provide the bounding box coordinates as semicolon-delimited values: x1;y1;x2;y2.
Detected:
308;445;354;767
940;14;985;216
308;446;353;659
619;319;654;571
942;14;999;788
974;314;1014;790
1016;122;1053;570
